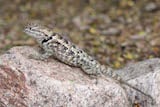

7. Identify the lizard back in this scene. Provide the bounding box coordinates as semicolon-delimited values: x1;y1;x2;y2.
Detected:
42;32;121;80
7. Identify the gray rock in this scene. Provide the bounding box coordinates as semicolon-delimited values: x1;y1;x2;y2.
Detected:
72;16;90;31
101;27;121;36
116;58;160;107
0;46;129;107
144;2;158;12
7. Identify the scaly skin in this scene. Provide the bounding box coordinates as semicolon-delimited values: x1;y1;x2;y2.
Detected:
24;23;153;102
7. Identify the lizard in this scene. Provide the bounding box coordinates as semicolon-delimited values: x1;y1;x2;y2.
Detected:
24;23;154;103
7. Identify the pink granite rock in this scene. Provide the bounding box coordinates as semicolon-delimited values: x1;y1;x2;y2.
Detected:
0;46;129;107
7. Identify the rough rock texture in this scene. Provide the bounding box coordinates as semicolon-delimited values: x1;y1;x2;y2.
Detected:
0;46;129;107
116;58;160;107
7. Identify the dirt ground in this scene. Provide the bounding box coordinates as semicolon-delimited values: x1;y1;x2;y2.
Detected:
0;0;160;68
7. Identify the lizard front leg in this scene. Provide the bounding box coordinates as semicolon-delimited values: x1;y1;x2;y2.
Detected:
29;50;53;61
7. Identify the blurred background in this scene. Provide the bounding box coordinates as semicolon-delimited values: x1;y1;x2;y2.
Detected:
0;0;160;68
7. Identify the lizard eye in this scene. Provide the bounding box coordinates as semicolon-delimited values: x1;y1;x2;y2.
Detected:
49;36;52;39
29;27;32;30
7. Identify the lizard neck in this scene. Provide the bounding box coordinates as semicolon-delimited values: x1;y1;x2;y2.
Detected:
36;38;46;45
36;37;48;45
36;36;53;46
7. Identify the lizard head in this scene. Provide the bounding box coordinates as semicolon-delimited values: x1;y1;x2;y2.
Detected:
24;23;53;40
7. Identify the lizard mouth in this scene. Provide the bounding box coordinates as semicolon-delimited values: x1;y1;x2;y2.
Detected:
23;28;45;40
23;28;36;38
23;28;32;36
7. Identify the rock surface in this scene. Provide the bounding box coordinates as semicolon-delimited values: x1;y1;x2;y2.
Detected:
0;46;129;107
1;46;160;107
116;58;160;107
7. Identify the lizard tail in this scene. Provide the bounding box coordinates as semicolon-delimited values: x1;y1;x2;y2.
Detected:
101;66;155;104
120;80;155;105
